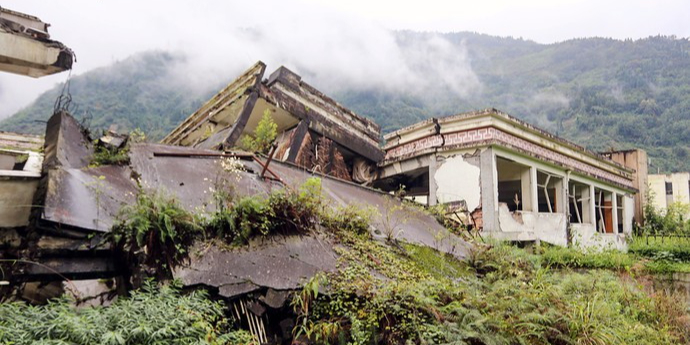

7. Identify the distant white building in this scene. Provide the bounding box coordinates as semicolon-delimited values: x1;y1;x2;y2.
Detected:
649;172;690;212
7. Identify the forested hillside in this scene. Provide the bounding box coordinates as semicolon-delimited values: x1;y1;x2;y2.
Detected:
3;33;690;172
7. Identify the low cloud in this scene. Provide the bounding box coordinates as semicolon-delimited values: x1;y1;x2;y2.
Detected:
0;0;481;120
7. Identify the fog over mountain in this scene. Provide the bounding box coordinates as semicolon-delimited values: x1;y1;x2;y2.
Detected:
3;33;690;173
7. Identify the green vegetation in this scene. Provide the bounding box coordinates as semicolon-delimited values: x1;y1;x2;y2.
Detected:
238;110;278;154
642;197;690;236
0;281;254;345
113;178;350;276
111;191;204;278
90;129;146;167
293;238;690;344
208;177;322;245
540;244;690;274
9;186;690;344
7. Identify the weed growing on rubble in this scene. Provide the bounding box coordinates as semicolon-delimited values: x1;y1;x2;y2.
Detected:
0;281;254;345
113;177;369;277
111;191;203;279
90;128;146;167
208;177;323;245
238;109;278;154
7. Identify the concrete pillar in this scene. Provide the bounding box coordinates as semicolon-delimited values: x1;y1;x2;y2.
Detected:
480;148;498;231
588;185;596;226
555;177;566;214
624;196;634;234
525;166;538;212
428;154;438;206
612;193;619;234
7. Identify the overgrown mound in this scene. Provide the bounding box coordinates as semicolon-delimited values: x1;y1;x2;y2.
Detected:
0;281;253;345
291;237;690;344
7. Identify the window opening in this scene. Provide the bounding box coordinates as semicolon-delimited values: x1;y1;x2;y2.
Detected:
537;170;562;213
496;157;532;212
568;181;591;223
594;188;614;233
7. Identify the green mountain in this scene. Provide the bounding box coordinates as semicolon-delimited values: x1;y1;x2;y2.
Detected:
3;33;690;172
0;51;210;140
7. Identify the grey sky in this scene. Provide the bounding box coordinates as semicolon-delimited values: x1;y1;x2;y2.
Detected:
1;0;688;119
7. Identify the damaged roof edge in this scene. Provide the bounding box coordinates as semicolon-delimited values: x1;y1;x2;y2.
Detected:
265;65;382;136
383;109;634;175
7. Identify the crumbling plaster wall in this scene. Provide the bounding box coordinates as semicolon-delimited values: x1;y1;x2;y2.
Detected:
571;224;629;251
496;204;568;246
433;149;482;210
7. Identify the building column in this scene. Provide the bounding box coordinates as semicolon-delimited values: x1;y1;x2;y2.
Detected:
428;153;438;206
526;166;538;212
480;147;498;231
612;193;619;234
588;185;596;226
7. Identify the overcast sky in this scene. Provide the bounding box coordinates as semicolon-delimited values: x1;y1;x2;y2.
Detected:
1;0;688;119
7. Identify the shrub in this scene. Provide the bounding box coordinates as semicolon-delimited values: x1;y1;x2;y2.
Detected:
90;128;146;167
629;236;690;262
321;204;374;236
238;109;278;154
111;191;203;279
208;178;323;245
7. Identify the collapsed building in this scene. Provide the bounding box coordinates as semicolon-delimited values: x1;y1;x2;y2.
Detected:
0;57;652;338
376;109;642;250
162;62;383;184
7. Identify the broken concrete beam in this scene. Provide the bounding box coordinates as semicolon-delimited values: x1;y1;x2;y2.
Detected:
0;7;74;77
43;111;93;170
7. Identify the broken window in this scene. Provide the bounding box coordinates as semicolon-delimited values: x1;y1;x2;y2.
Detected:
496;157;532;212
537;171;563;213
568;180;591;223
616;194;624;233
594;188;614;233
